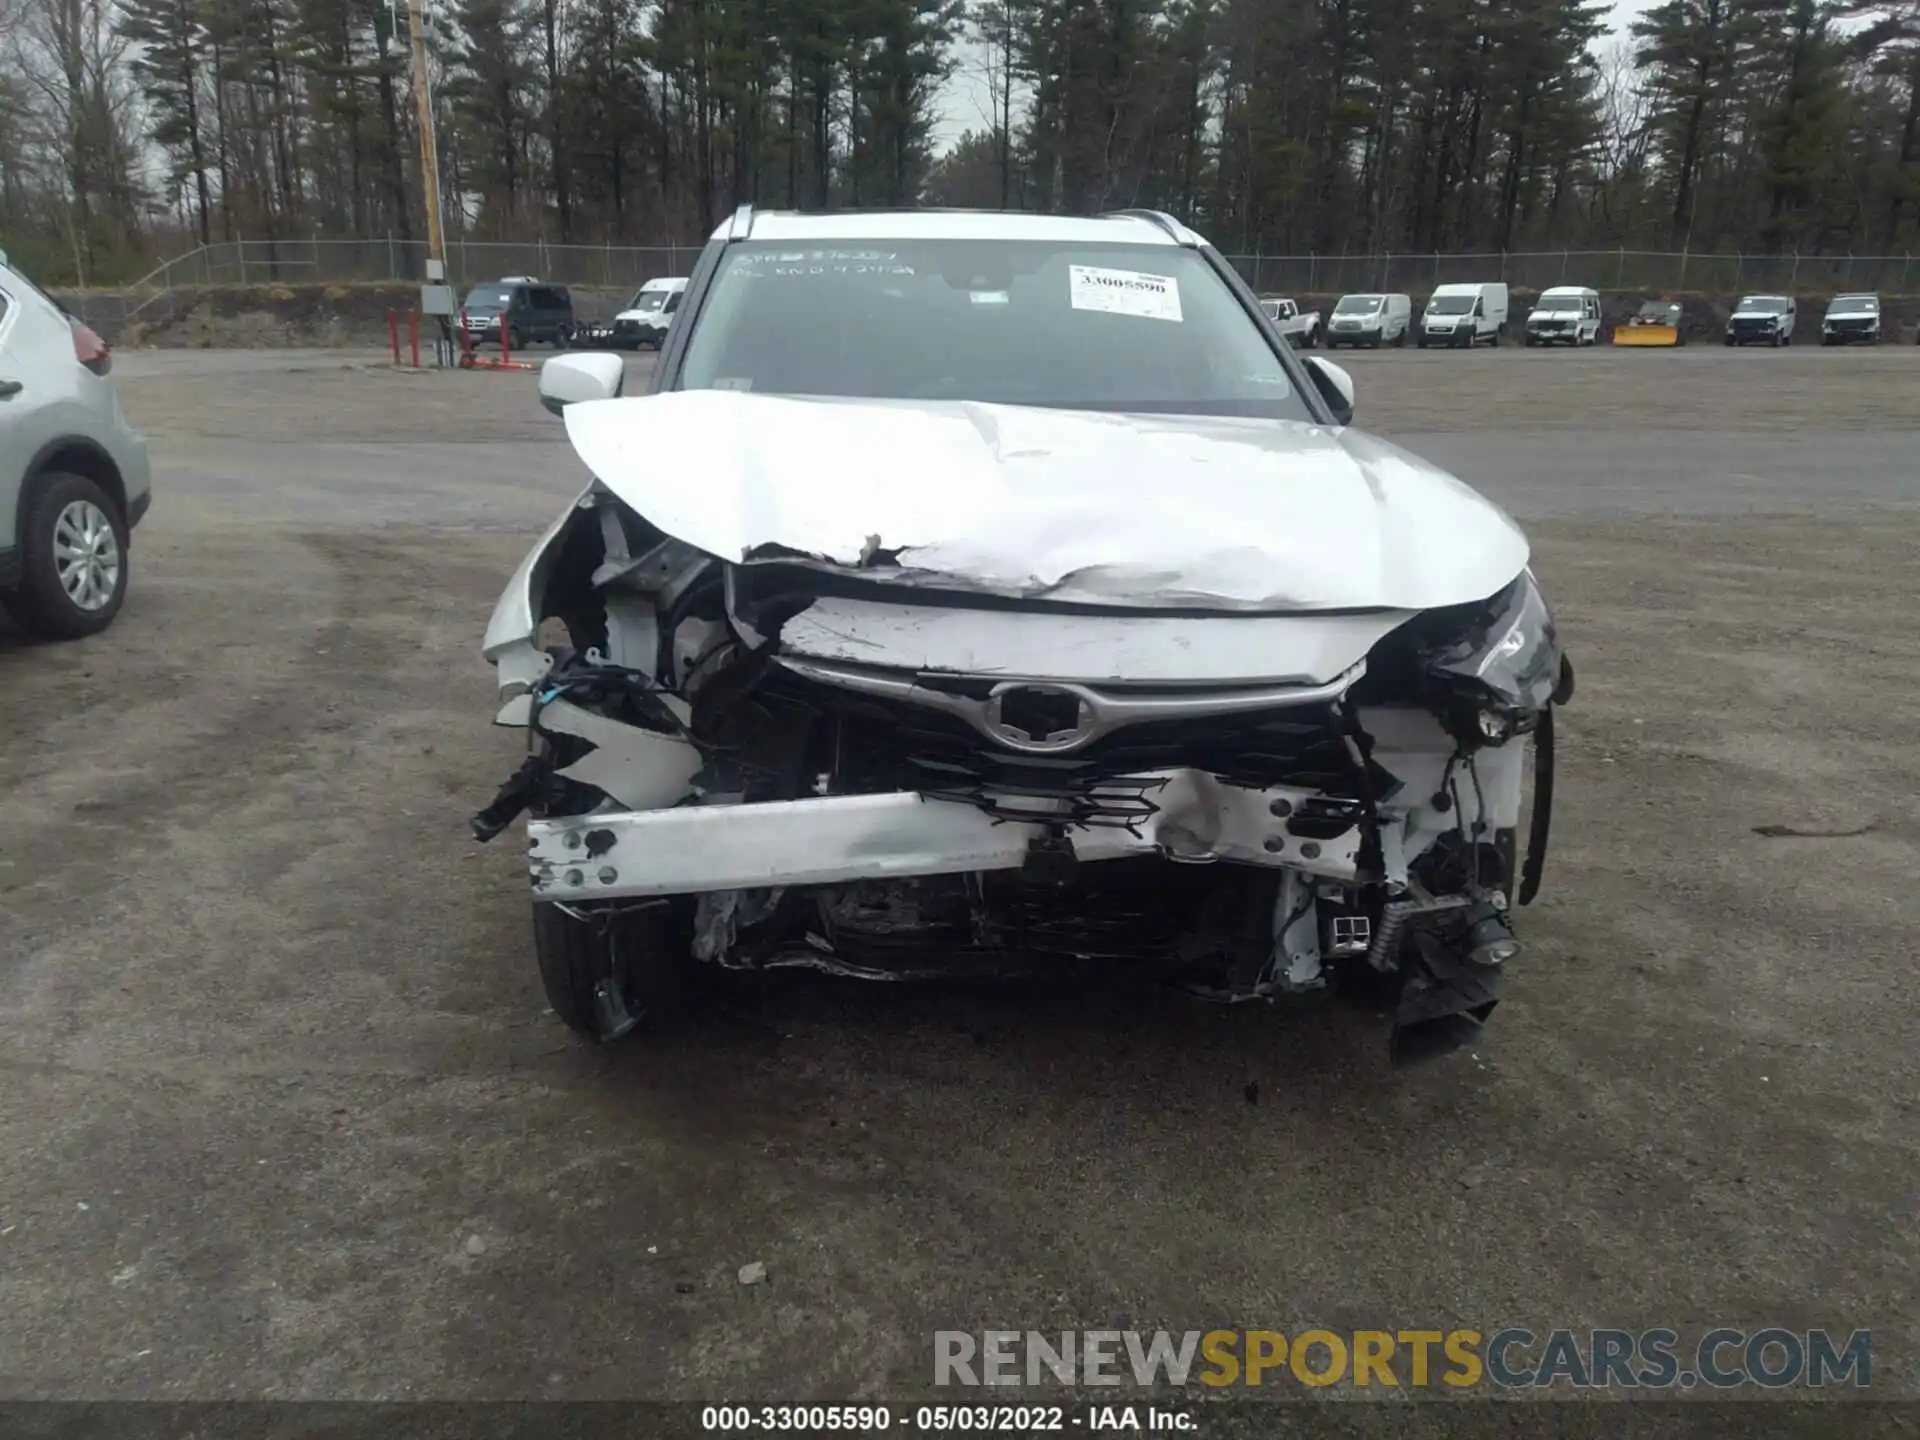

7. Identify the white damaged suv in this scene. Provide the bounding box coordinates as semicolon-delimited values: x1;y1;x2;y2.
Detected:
475;209;1573;1065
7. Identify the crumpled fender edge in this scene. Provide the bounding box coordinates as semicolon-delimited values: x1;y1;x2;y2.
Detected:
484;488;596;717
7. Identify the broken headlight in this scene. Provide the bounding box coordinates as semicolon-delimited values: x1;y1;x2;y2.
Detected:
1423;569;1565;742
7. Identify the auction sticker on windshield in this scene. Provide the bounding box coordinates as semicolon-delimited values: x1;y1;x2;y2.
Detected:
1069;265;1183;322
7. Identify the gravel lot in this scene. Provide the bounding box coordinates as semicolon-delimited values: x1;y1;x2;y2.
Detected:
2;344;1917;1409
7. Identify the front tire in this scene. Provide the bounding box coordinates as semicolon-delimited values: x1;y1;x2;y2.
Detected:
5;471;129;640
532;898;692;1043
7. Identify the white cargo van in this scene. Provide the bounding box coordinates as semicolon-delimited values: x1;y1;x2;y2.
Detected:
612;276;689;350
1326;293;1412;349
1418;282;1509;349
1524;286;1601;347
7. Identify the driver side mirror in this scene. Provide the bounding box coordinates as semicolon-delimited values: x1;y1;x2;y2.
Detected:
1303;356;1354;425
538;352;625;416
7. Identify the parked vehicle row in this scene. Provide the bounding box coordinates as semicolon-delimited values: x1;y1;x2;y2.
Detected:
455;272;1913;358
455;276;696;352
1315;286;1908;351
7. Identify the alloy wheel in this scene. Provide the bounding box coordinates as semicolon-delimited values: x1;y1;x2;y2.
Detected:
53;500;120;613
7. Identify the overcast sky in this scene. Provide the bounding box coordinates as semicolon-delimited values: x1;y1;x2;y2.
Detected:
929;0;1658;150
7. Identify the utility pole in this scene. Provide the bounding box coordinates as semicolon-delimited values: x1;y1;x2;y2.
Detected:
404;0;447;279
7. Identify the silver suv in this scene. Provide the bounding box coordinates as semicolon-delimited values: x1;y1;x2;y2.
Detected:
0;254;151;638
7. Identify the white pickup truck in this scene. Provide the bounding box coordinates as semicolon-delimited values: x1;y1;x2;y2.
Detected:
1258;296;1322;348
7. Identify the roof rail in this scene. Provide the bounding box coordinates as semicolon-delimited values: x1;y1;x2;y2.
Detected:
727;204;755;241
1100;209;1195;245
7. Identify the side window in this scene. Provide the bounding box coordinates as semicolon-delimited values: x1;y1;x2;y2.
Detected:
663;290;683;314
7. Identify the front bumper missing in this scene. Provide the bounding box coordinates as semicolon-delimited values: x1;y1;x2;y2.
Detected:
529;769;1385;903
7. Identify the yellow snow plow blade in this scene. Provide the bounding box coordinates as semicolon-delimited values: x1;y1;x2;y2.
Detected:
1614;301;1686;346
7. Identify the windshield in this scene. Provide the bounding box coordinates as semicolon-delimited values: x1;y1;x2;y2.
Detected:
1735;298;1788;315
1637;302;1677;319
1535;294;1583;311
463;284;513;311
676;240;1309;419
627;289;670;311
1335;296;1382;314
1830;295;1877;311
1427;295;1474;315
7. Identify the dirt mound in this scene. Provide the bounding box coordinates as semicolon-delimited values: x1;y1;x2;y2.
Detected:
54;282;633;348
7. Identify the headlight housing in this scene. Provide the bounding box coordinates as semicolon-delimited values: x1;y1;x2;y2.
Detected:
1426;568;1562;713
1357;569;1573;745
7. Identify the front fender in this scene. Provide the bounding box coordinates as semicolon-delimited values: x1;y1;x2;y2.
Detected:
483;487;595;710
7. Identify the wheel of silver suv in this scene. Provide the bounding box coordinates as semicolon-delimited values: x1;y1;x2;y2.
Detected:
8;471;129;639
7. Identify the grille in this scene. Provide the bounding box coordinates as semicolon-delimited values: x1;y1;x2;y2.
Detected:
756;668;1398;830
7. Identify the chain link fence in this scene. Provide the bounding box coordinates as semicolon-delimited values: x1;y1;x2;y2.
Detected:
134;237;700;290
120;237;1920;298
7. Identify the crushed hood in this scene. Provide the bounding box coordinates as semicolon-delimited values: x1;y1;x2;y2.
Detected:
562;390;1529;611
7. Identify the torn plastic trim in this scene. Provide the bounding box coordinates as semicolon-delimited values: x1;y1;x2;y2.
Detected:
539;697;703;810
1518;703;1555;906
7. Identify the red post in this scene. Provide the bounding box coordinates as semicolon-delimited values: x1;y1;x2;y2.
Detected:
500;318;511;365
388;309;400;365
408;311;421;369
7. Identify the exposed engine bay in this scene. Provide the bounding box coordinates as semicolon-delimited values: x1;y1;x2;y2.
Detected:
475;398;1572;1064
